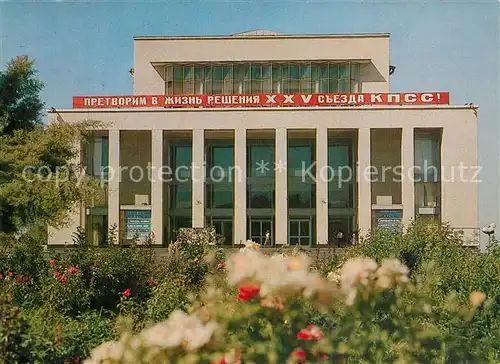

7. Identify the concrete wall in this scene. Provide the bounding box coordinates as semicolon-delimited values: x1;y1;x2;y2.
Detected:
133;34;390;95
48;105;478;245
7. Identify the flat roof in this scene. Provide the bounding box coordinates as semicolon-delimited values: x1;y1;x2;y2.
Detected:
133;32;391;41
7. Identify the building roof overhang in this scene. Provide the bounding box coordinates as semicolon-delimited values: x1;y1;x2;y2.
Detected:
133;32;390;41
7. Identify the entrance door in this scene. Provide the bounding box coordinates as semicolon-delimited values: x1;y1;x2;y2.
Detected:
249;219;273;245
289;219;312;246
85;213;108;246
328;218;351;246
210;219;233;245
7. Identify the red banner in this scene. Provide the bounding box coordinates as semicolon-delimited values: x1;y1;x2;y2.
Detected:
73;92;449;109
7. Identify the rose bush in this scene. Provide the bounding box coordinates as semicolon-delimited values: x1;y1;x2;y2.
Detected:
83;245;492;363
1;223;498;363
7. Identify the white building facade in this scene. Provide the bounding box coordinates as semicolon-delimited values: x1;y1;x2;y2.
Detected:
48;31;479;247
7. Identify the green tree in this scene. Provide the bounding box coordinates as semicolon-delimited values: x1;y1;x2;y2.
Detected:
0;55;44;135
0;55;102;234
0;120;102;234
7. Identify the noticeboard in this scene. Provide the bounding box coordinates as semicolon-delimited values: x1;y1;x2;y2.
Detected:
375;210;402;232
124;210;151;240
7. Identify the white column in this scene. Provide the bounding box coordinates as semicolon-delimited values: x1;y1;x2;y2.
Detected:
192;129;205;228
234;128;247;245
402;127;415;228
151;129;163;245
316;127;329;244
108;129;120;243
275;128;288;245
357;128;371;237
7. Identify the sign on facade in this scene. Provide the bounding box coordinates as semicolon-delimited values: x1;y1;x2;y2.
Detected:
375;210;402;232
73;92;449;109
124;210;151;240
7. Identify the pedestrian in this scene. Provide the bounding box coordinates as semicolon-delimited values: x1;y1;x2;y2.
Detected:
264;230;271;247
350;231;357;245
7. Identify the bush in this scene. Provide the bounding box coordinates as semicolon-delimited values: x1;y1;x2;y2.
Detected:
0;292;33;364
83;246;492;364
340;219;500;361
21;307;116;363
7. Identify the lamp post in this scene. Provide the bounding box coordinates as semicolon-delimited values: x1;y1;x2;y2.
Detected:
481;223;496;251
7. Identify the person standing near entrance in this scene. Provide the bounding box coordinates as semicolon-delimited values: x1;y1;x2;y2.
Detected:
350;231;357;246
264;230;271;247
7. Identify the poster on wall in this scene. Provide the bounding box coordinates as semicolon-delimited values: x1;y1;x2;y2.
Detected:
73;92;450;109
124;210;151;240
375;210;402;232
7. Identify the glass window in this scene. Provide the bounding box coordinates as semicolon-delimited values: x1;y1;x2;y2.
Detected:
314;64;329;93
195;66;204;94
328;145;350;178
350;64;360;92
171;185;192;209
415;182;439;208
173;65;183;81
212;66;223;94
209;146;234;180
250;64;262;93
289;220;311;246
85;136;109;178
165;65;173;95
204;65;213;94
242;64;252;94
100;136;109;171
300;64;312;93
165;61;360;95
210;184;234;208
338;79;349;93
262;65;272;93
288;145;313;177
183;65;194;94
414;136;440;182
234;64;245;94
339;63;350;79
248;187;273;208
329;79;339;93
212;146;233;168
210;219;232;245
272;65;282;93
86;214;108;246
289;64;300;92
329;64;339;80
172;145;192;180
249;145;274;177
223;66;233;94
288;182;314;208
328;187;349;208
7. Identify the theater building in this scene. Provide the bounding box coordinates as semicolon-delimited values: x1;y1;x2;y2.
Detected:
47;30;479;247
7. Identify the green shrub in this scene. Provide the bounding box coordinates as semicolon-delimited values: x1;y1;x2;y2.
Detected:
21;306;116;363
340;219;500;361
0;292;33;364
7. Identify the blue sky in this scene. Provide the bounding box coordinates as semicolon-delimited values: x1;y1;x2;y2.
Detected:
1;0;499;236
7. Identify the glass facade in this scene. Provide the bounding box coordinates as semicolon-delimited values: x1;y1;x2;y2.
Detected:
165;62;360;95
166;142;193;243
327;136;356;246
83;135;109;246
205;140;235;245
287;137;316;245
84;135;109;178
414;131;441;219
247;136;275;244
327;144;353;208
